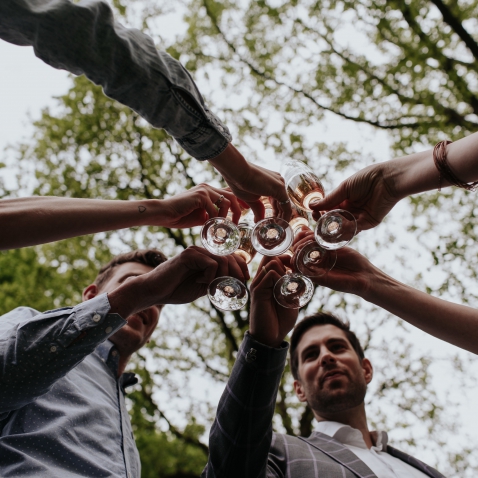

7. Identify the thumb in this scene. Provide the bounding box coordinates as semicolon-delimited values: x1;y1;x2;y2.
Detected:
309;182;347;213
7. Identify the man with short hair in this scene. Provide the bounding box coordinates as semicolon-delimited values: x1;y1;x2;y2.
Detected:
0;246;247;478
203;255;445;478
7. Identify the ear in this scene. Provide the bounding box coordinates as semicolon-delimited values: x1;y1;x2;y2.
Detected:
362;358;373;384
83;284;99;302
293;379;308;403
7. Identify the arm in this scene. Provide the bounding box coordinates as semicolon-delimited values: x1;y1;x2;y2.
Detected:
0;0;291;219
0;294;126;417
203;256;299;478
310;132;478;231
0;0;229;161
0;246;248;415
0;184;241;250
299;237;478;355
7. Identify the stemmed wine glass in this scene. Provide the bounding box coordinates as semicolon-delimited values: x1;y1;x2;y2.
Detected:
201;210;252;311
272;206;315;309
251;197;294;256
283;159;357;250
201;215;241;256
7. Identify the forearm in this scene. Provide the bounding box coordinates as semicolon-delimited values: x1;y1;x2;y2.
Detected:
0;295;124;414
203;333;287;478
362;271;478;355
0;197;163;250
390;131;478;198
0;0;231;160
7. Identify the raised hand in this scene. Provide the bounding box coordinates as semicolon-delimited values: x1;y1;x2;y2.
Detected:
309;162;400;232
209;144;292;222
299;243;380;299
108;246;249;318
249;255;299;348
158;184;243;227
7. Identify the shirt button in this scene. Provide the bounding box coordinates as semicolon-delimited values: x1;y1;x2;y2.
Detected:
245;348;257;363
93;313;101;322
50;346;57;353
111;350;118;357
105;326;113;334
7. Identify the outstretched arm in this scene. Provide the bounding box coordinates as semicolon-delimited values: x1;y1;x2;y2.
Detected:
203;256;299;478
0;0;290;220
0;185;242;250
294;232;478;355
310;132;478;231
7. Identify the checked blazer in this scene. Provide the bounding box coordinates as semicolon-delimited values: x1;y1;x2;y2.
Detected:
202;332;445;478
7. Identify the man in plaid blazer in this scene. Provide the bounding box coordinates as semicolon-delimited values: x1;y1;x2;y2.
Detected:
202;255;446;478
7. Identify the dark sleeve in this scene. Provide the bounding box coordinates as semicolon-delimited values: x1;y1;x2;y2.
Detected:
0;0;231;160
0;293;125;418
202;332;288;478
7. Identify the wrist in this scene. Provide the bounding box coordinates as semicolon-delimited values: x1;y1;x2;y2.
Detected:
208;143;250;184
136;199;164;226
359;266;399;304
248;330;284;349
389;149;438;199
107;272;157;319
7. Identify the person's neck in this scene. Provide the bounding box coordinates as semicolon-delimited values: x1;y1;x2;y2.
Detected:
314;403;374;448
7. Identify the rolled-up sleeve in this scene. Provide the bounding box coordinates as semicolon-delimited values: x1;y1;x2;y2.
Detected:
0;293;126;417
0;0;231;160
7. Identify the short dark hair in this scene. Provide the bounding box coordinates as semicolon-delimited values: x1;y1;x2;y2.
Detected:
94;249;167;290
290;312;365;380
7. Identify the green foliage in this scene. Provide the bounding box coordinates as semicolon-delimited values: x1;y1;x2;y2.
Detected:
2;1;478;476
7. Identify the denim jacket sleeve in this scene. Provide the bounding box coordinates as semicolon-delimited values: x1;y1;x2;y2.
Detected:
0;293;126;418
0;0;232;161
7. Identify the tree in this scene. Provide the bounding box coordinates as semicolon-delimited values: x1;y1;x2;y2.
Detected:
1;0;478;476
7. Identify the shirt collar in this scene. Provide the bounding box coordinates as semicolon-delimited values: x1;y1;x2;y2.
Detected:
313;421;388;450
95;341;138;391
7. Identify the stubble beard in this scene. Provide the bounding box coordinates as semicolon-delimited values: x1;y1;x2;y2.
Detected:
306;375;367;414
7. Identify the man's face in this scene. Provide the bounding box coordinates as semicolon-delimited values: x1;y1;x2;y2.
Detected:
293;324;372;415
85;262;163;355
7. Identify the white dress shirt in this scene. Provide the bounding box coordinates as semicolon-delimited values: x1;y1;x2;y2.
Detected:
315;421;429;478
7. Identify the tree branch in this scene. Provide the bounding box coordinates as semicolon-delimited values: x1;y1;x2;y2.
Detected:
201;0;425;130
396;1;478;114
430;0;478;63
157;407;209;455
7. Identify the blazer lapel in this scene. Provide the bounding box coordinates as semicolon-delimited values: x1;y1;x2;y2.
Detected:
387;445;446;478
299;432;377;478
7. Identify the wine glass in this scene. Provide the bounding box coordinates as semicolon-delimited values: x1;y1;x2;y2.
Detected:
294;240;337;278
283;159;325;212
273;268;314;309
272;206;315;309
201;210;250;311
251;197;294;256
283;159;357;250
233;223;257;264
208;276;248;311
315;209;357;250
201;216;241;256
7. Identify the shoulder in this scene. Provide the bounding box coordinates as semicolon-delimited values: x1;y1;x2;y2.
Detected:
270;432;307;458
0;306;40;324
